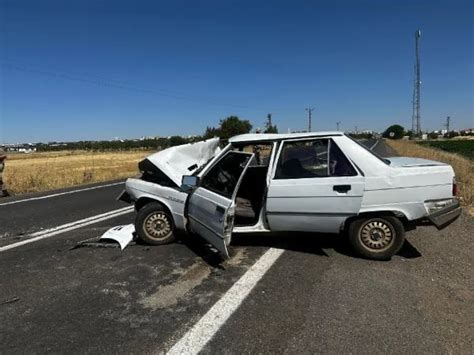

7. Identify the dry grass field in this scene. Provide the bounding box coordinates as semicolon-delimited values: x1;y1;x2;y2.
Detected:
3;150;152;194
385;139;473;214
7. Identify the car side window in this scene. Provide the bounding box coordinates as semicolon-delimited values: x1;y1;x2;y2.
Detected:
201;152;252;198
275;139;356;179
328;139;357;176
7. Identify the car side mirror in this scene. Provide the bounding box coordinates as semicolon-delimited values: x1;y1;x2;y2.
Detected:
181;175;199;192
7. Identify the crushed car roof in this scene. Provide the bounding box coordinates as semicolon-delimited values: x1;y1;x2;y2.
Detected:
229;131;343;143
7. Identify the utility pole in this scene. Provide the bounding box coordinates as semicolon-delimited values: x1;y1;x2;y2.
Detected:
336;121;341;131
355;126;358;134
411;29;422;135
266;113;272;127
445;116;451;133
305;107;314;132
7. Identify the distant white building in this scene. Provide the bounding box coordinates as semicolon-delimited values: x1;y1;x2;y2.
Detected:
18;147;36;153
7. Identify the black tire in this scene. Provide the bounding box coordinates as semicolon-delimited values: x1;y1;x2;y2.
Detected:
348;216;405;260
135;202;175;245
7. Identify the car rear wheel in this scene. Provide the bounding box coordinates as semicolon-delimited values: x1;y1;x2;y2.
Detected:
348;216;405;260
135;202;175;245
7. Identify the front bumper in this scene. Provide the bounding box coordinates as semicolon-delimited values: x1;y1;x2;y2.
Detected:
427;199;461;229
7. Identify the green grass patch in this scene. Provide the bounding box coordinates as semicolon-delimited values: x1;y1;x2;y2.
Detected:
417;140;474;160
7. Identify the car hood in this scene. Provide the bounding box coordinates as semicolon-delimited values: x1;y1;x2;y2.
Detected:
145;138;221;186
386;156;447;167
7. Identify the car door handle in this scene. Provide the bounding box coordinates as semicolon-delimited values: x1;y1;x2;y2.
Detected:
333;184;351;193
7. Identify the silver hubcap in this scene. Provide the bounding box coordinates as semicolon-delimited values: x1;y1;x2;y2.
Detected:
144;212;171;240
360;220;394;251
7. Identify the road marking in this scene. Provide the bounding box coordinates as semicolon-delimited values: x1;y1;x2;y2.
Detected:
0;181;124;207
0;206;134;252
370;139;380;150
167;247;284;354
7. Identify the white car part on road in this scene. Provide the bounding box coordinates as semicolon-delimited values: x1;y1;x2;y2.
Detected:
99;224;135;250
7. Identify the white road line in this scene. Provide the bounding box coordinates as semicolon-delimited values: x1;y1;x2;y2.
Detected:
0;181;124;207
167;247;284;355
0;206;134;252
370;139;380;150
29;206;133;237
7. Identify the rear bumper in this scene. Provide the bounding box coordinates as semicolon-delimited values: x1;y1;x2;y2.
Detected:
427;199;461;229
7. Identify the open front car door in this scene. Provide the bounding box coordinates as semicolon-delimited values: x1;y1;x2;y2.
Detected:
186;151;254;257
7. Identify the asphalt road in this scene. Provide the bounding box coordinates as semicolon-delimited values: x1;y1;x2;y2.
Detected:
0;140;472;354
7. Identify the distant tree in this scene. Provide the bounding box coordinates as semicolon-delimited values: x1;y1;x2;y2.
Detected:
264;124;278;133
428;132;439;139
203;126;220;140
348;132;373;140
169;136;187;147
219;116;252;140
204;116;252;140
383;124;405;139
445;131;459;139
404;130;414;138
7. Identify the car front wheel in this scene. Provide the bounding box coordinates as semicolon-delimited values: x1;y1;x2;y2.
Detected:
135;202;175;245
348;216;405;260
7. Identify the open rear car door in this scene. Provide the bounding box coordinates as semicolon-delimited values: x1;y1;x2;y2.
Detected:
186;151;254;257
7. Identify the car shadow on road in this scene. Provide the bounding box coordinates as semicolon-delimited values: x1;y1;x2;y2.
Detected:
232;232;336;257
397;240;422;259
176;231;422;267
175;232;228;268
231;232;422;261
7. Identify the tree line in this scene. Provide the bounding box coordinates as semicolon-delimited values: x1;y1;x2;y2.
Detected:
36;116;278;152
36;136;192;152
382;124;473;140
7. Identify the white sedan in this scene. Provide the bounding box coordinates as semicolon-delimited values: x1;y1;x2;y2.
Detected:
119;132;461;260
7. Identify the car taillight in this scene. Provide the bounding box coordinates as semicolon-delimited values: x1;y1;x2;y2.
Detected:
452;178;458;196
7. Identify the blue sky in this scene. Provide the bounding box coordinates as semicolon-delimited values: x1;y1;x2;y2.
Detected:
0;0;472;143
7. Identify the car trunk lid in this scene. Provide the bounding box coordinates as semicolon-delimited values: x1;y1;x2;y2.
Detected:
386;157;448;167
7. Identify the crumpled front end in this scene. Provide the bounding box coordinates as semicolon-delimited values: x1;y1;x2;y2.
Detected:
144;138;221;186
118;138;221;203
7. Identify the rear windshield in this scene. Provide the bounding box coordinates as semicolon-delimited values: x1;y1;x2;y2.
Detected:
345;135;391;165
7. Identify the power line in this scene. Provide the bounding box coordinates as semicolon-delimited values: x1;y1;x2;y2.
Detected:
1;59;297;112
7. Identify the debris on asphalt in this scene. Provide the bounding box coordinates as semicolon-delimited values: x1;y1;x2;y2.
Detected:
71;224;136;250
1;297;20;305
71;237;121;250
99;224;135;250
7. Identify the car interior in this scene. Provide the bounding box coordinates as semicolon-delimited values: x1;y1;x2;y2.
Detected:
233;143;273;226
204;139;356;228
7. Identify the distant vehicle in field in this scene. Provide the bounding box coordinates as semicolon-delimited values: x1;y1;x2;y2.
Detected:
119;132;461;260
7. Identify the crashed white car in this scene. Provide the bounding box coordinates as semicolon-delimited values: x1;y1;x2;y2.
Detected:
119;132;461;260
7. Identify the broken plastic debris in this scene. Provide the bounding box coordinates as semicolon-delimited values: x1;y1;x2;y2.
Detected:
99;224;135;250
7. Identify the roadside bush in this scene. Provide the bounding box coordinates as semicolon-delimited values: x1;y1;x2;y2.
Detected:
383;124;405;139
